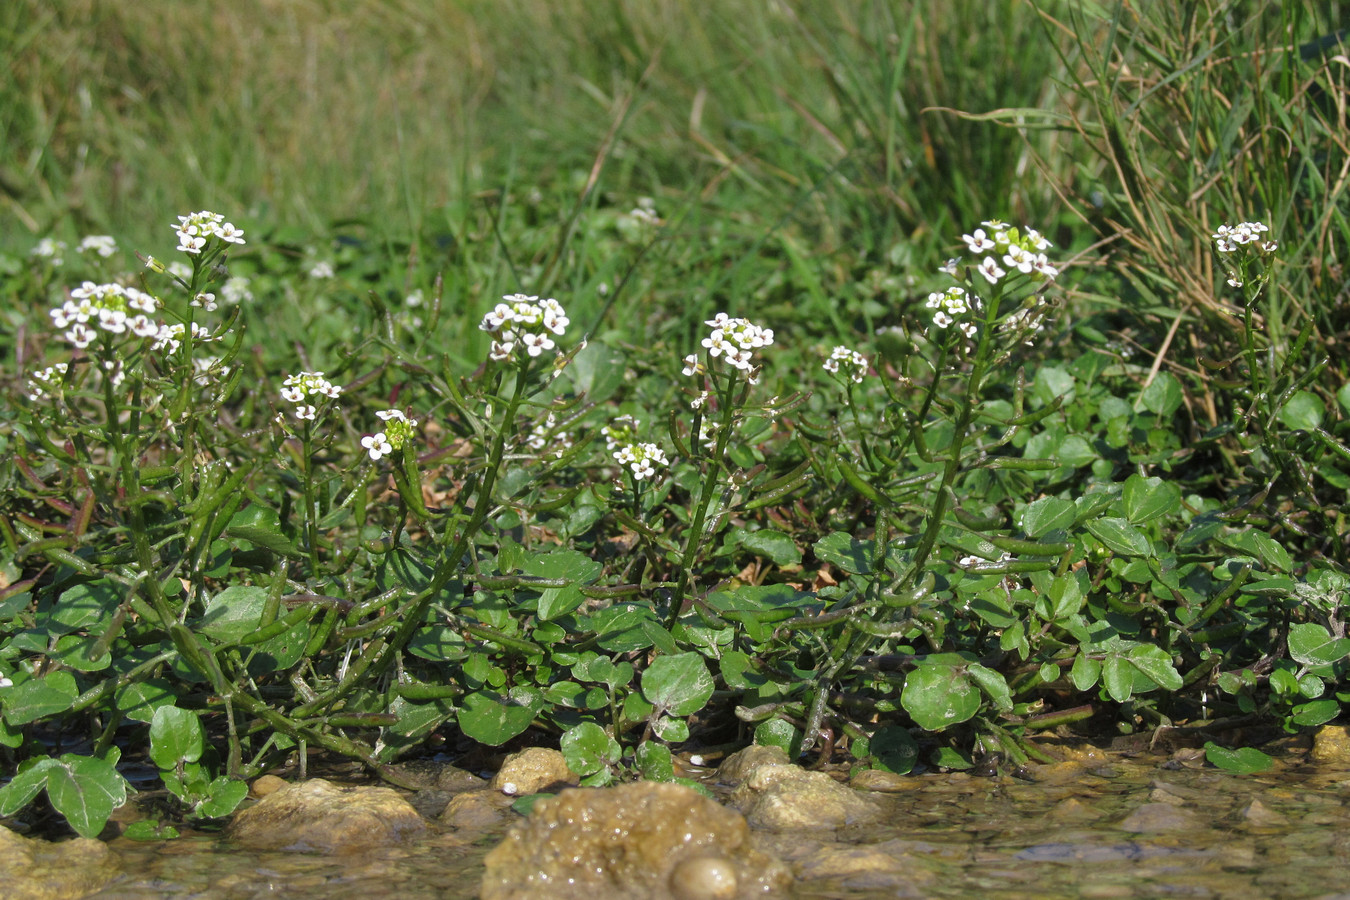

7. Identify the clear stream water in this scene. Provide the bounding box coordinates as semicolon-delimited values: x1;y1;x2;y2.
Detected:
78;743;1350;899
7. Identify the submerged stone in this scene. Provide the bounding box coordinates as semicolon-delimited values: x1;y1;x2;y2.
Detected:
0;827;121;900
713;744;790;787
1117;802;1199;834
480;781;791;899
227;777;426;853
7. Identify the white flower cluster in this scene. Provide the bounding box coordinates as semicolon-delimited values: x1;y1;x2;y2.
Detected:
479;293;570;362
527;411;573;458
1213;221;1276;255
823;345;868;384
683;313;774;380
31;237;67;266
221;276;254;304
613;441;669;481
78;235;117;258
174;210;245;255
153;321;218;354
280;371;342;421
925;286;979;338
50;281;161;349
362;409;418;461
26;363;69;402
958;220;1058;284
601;416;668;480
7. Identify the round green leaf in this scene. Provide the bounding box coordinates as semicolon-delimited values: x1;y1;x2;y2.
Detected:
635;741;676;781
197;586;268;643
47;755;128;839
43;579;120;635
1085;517;1152;557
1137;372;1182;416
902;664;979;730
641;652;714;717
115;679;179;724
738;529;802;567
149;706;205;769
457;689;540;746
561;723;621;776
1288;623;1350;667
3;670;78;725
869;726;918;774
1279;390;1324;431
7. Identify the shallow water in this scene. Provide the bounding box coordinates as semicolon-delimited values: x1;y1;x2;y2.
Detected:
82;747;1350;899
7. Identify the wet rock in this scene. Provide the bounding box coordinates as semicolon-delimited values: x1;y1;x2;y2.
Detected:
385;759;488;793
1117;802;1198;833
228;777;426;853
489;747;577;795
440;789;512;832
730;764;882;830
250;774;287;798
794;841;934;894
1238;798;1289;828
714;744;790;787
1311;724;1350;766
0;826;120;900
1048;797;1099;822
849;768;919;793
1026;761;1088;785
1148;779;1207;805
480;781;791;899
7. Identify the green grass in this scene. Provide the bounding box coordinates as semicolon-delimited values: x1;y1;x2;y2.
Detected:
3;0;1350;840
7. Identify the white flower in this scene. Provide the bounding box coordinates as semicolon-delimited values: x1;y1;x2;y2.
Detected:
939;258;960;277
66;322;97;348
77;235;118;258
962;229;996;253
32;237;67;265
823;345;868;383
1003;245;1036;274
362;432;393;460
295;404;317;421
308;261;335;279
222;276;253;304
682;354;701;377
977;256;1005;285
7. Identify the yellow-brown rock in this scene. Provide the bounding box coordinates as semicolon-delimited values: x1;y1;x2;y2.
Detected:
480;781;791;899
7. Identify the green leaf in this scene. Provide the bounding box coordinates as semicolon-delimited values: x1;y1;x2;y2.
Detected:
116;679;179;724
0;759;59;815
1279;390;1324;431
48;634;112;672
1288;623;1350;667
42;579;120;635
651;715;690;742
1124;645;1182;691
196;777;248;818
408;626;467;663
966;664;1013;711
902;663;980;730
814;532;875;575
1203;742;1273;774
197;585;268;643
1136;372;1182;416
560;722;621;777
47;754;128;838
457;689;540;746
1085;517;1152;557
1070;653;1100;691
123;820;181;841
1292;699;1340;727
1020;497;1075;539
588;605;660;652
869;726;918;774
754;718;800;756
2;670;78;725
149;706;205;769
737;529;802;567
1120;474;1181;525
225;506;301;557
641;653;714;717
635;741;676;781
1101;655;1134;702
